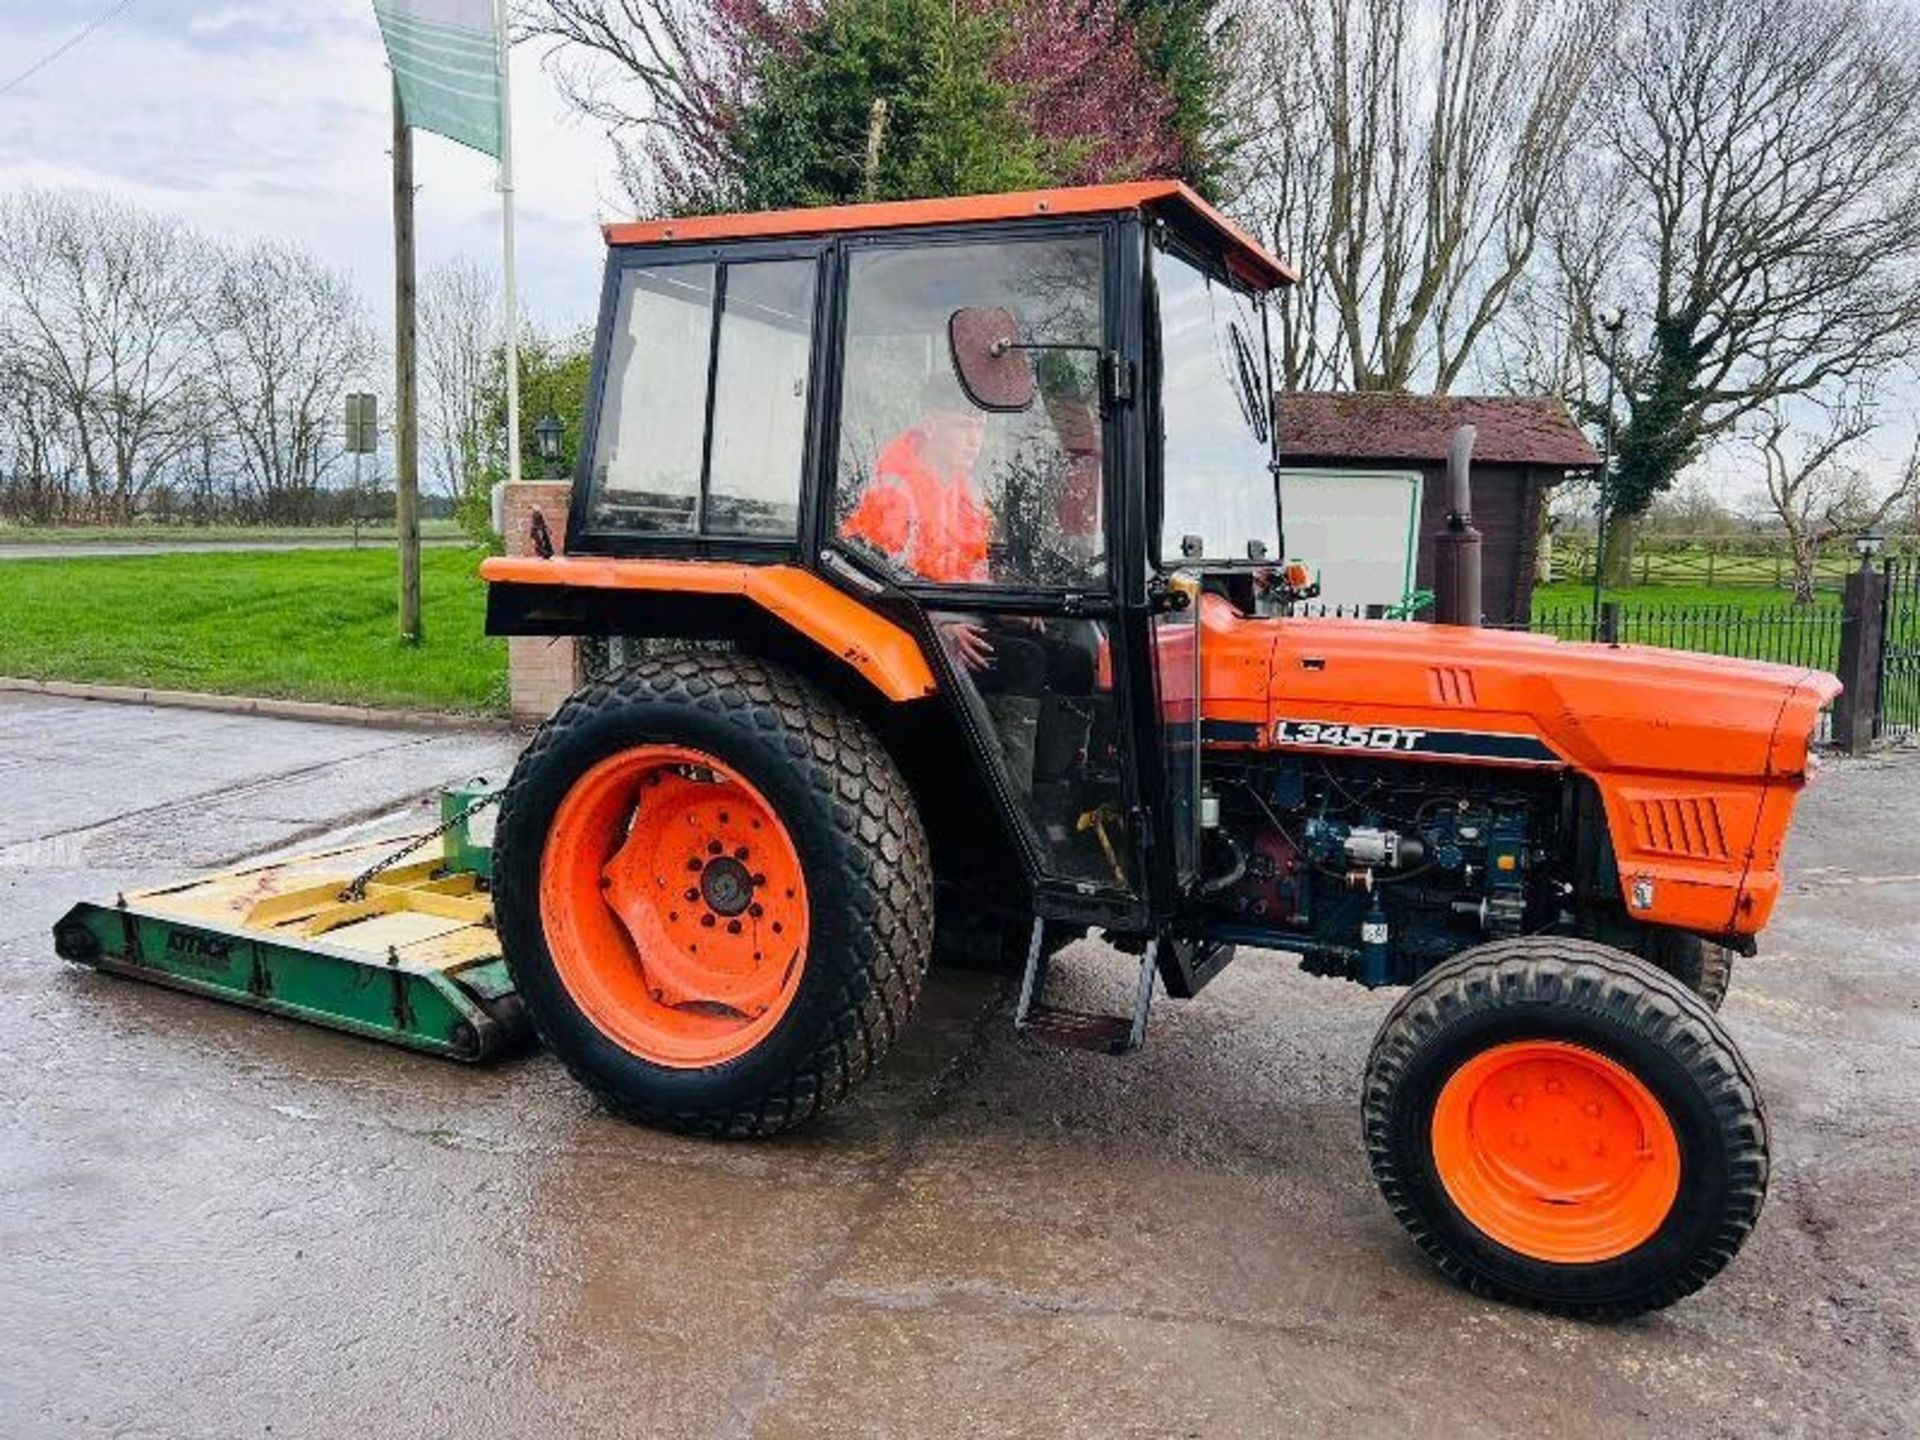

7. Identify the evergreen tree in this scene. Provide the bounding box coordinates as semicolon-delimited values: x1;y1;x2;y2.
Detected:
1123;0;1232;194
728;0;1045;211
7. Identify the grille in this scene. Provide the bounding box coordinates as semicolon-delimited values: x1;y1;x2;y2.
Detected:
1628;797;1731;860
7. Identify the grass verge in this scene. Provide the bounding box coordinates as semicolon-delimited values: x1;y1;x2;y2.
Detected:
0;547;506;714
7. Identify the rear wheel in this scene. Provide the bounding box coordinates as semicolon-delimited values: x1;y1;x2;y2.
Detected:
1364;937;1767;1318
494;652;933;1136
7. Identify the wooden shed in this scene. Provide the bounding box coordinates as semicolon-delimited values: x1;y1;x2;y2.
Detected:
1277;393;1598;625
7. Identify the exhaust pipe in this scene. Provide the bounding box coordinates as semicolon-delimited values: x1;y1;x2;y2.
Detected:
1433;423;1482;626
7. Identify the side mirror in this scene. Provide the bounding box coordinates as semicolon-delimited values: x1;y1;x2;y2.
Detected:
948;306;1035;413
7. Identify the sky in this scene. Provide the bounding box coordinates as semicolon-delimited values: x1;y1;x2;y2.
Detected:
0;0;617;356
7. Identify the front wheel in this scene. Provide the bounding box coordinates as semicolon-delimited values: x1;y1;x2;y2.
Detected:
1363;937;1768;1318
493;652;933;1137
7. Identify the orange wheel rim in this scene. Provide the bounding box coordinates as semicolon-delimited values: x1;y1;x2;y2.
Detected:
539;744;810;1068
1430;1040;1681;1264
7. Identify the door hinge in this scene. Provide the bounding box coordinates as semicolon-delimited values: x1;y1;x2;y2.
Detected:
1102;352;1134;408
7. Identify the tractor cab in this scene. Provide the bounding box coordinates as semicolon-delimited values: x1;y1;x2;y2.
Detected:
486;182;1298;970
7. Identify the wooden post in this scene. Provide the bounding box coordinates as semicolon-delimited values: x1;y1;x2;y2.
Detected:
392;79;423;643
1834;561;1886;754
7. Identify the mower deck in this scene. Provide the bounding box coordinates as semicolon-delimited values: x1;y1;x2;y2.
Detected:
51;789;527;1062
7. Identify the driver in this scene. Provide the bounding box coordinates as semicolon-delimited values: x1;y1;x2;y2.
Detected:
841;374;991;587
840;374;1094;789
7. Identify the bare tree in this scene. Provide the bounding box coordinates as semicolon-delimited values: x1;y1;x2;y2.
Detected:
1566;0;1920;580
1237;0;1617;393
0;190;211;521
202;241;374;523
0;336;81;523
1753;396;1917;603
519;0;767;211
419;257;502;505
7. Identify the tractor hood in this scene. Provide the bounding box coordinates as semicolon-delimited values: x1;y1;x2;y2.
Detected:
1195;599;1841;938
1197;600;1838;781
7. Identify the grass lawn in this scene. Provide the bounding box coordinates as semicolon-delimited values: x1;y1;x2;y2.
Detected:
0;546;507;714
1529;580;1841;669
1532;581;1841;613
0;518;464;545
1547;541;1866;591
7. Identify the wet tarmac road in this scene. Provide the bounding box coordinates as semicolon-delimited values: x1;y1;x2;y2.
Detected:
2;692;1915;1437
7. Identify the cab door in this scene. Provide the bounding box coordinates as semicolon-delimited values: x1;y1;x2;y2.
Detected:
821;222;1154;920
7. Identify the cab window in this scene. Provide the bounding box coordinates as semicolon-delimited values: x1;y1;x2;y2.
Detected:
583;257;817;539
834;235;1105;589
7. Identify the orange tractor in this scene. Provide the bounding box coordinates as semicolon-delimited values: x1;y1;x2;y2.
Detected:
481;182;1836;1317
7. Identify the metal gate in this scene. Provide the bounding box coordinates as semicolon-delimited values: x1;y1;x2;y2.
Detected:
1876;558;1920;741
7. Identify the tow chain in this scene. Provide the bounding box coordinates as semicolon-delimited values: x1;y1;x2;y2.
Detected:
339;789;502;902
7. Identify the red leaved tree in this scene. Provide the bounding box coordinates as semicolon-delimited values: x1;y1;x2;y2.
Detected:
982;0;1183;184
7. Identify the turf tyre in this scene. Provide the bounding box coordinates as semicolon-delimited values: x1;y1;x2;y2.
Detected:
493;651;933;1137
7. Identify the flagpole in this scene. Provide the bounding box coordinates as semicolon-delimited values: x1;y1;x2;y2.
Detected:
495;0;522;489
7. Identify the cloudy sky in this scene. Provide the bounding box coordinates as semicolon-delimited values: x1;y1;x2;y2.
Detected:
1;0;616;344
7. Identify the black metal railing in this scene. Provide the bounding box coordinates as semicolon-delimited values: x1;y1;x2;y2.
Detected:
1878;559;1920;741
1526;601;1844;671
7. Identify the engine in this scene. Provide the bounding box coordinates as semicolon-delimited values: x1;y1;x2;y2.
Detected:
1202;754;1563;987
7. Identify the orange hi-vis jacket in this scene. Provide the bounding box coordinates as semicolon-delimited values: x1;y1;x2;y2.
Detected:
841;428;990;584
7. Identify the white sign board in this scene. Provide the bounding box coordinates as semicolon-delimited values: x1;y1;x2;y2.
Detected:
1280;468;1424;612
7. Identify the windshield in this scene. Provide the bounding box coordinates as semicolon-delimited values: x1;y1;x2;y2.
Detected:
1154;245;1280;565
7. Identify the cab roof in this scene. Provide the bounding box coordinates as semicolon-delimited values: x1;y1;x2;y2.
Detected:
601;180;1296;292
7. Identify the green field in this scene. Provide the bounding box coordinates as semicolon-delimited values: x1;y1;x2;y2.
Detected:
1545;540;1866;592
0;547;506;713
0;518;464;546
1528;580;1841;669
1531;581;1838;613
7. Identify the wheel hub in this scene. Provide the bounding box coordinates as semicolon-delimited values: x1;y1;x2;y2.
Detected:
699;855;756;916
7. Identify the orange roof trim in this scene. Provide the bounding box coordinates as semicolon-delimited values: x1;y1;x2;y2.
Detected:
601;181;1296;291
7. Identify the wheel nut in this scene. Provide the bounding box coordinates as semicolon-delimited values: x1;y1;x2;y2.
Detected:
734;846;750;861
749;903;764;918
727;920;742;935
708;840;723;856
701;914;716;928
685;887;699;902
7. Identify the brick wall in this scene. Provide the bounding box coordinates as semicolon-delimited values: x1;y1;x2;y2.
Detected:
500;481;578;723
